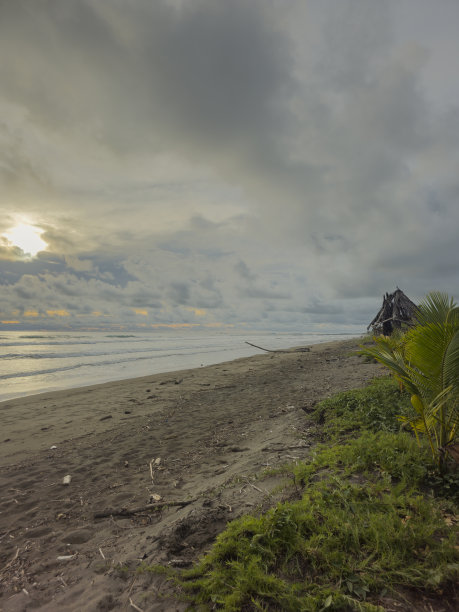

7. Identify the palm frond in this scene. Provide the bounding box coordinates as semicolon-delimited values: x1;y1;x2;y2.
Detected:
415;292;458;327
362;292;459;470
443;329;459;394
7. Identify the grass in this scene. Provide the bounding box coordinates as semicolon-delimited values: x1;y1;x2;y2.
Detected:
144;378;459;611
310;377;414;438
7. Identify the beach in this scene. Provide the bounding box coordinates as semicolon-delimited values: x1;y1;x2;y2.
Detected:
0;338;383;611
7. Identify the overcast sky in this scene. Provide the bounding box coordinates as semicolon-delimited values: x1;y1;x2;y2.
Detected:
1;0;458;332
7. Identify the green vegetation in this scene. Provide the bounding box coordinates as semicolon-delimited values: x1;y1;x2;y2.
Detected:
310;377;413;438
147;378;458;610
359;292;459;472
177;479;456;611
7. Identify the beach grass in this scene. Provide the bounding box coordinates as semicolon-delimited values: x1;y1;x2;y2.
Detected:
147;378;459;611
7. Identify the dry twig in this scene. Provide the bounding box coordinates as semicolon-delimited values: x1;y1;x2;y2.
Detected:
129;597;144;612
0;547;20;574
95;499;196;519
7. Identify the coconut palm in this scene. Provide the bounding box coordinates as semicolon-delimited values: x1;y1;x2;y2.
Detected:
360;292;459;471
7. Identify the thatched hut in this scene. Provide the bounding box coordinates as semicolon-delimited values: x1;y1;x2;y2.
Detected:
368;288;418;335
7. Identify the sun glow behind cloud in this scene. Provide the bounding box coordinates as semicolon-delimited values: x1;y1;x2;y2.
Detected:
0;1;458;332
2;223;48;257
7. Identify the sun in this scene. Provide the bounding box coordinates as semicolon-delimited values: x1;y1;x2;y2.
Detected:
3;223;48;257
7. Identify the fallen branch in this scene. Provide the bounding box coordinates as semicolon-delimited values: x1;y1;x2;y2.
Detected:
1;547;20;574
94;499;196;519
129;598;144;612
149;456;161;481
245;341;309;353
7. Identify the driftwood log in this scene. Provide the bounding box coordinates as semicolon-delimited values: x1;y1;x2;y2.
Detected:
245;341;310;353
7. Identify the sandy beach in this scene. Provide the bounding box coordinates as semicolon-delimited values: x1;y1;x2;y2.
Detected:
0;338;383;611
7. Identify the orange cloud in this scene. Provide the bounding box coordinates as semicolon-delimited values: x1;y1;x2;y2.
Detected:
185;307;207;317
151;323;200;328
1;320;20;324
205;322;234;328
133;308;148;316
24;310;39;317
75;312;112;318
46;309;70;317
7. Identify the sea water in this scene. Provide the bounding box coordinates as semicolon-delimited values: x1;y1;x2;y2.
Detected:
0;330;359;402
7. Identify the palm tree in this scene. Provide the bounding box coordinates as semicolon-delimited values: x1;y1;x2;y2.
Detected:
360;292;459;471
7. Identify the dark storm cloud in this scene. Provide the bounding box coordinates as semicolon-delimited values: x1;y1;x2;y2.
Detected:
0;0;292;158
167;282;190;305
0;0;458;330
300;300;344;316
239;286;290;300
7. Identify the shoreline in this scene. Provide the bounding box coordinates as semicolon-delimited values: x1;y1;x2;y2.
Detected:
0;338;363;467
0;337;382;611
0;333;362;404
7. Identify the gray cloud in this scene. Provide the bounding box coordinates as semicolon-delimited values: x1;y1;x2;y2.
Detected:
234;261;256;282
0;0;458;331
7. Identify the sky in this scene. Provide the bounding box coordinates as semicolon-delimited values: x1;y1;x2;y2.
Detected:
1;0;458;332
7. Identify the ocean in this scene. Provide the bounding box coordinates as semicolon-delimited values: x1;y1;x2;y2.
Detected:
0;330;360;402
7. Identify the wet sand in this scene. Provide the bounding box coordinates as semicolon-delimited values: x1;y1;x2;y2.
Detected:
0;338;383;611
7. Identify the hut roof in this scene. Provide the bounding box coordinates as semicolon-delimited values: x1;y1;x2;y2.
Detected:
368;288;418;335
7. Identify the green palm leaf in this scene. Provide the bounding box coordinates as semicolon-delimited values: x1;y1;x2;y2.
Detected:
415;292;458;326
359;292;459;471
443;329;459;394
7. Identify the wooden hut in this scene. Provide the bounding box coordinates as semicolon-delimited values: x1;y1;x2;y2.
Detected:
368;288;418;335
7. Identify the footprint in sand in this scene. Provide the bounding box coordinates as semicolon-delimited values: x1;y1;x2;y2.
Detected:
62;528;94;544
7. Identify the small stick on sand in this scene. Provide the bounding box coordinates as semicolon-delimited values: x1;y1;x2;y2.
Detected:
0;529;13;542
127;577;137;596
149;457;161;481
129;597;144;612
94;499;196;519
99;547;106;560
59;576;67;587
1;547;20;574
